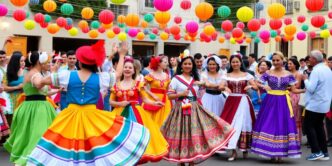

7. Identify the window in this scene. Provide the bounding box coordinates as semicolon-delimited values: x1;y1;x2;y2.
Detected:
322;0;329;11
109;4;128;16
145;0;154;8
279;0;293;14
311;38;326;53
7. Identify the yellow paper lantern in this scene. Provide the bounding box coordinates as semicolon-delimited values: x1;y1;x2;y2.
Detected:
284;25;297;36
230;37;236;44
236;6;254;22
81;7;94;20
137;32;145;40
155;11;171;25
218;37;225;43
68;27;79;36
24;20;35;30
268;3;286;19
78;20;89;29
195;2;214;21
141;20;148;28
125;13;139;27
117;15;126;24
102;23;113;29
47;23;60;34
118;32;127;41
43;0;57;13
88;30;99;38
160;32;169;41
245;37;252;43
106;30;116;38
320;29;330;38
203;25;215;36
284;35;294;41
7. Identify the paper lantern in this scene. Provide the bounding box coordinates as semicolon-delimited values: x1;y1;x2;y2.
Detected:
141;21;148;28
259;18;266;25
270;30;278;38
155;11;171;25
250;32;257;38
236;22;245;29
297;15;306;23
320;24;327;30
309;31;316;38
106;30;115;38
152;28;159;34
78;20;89;29
118;32;127;41
43;0;57;13
275;36;282;42
174;16;182;24
328;11;332;19
98;27;105;33
195;2;214;21
296;32;307;40
311;15;325;28
102;23;113;29
174;34;181;40
306;0;324;12
112;26;120;35
34;13;44;23
90;20;100;29
13;9;26;22
44;14;51;23
217;5;231;18
64;24;73;30
284;35;294;41
284;17;292;25
247;19;261;31
117;15;126;24
111;0;126;5
154;0;173;12
232;28;243;38
230;38;236;44
149;33;157;40
60;3;73;15
269;19;282;30
284;25;297;36
221;20;233;32
10;0;28;7
128;28;138;37
81;7;94;19
24;20;35;30
181;0;191;10
125;13;139;27
259;30;270;40
262;38;270;43
56;17;67;27
256;2;264;11
200;32;207;40
188;32;197;38
99;10;114;24
160;32;169;40
30;0;39;5
203;25;215;36
39;21;48;28
254;37;261;43
301;24;309;31
211;32;218;41
320;29;330;38
68;27;78;36
0;4;8;17
47;23;60;34
218;37;225;43
170;25;180;35
88;30;99;38
144;13;154;23
204;36;211;43
66;17;73;25
330;29;332;35
136;32;145;40
81;27;90;33
268;3;286;19
236;6;254;22
186;21;199;33
245;38;252;43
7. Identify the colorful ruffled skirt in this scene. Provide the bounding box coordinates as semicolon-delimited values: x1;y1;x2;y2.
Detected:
113;104;169;164
161;101;235;163
27;104;150;166
0;98;10;137
4;100;57;165
251;91;301;158
143;97;172;128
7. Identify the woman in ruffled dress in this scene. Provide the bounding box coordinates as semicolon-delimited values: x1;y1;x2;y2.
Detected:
219;54;258;161
28;41;150;165
161;53;235;165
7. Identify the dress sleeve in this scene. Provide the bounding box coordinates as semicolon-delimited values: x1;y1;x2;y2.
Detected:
51;70;70;89
246;73;255;81
110;85;117;101
288;75;296;86
167;78;178;94
138;81;149;98
99;72;111;93
109;72;116;88
260;73;269;83
144;74;153;83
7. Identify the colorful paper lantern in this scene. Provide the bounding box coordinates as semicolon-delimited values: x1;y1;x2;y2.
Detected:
245;37;252;43
160;32;169;40
174;34;181;40
230;38;236;44
320;29;330;38
155;11;171;25
144;13;154;23
174;16;182;24
128;28;138;37
185;21;199;33
0;4;8;17
328;11;332;19
39;21;48;28
297;15;306;23
320;24;328;30
154;0;173;12
269;19;282;30
152;28;159;34
102;23;113;29
90;20;100;29
99;10;114;24
68;27;78;36
56;17;67;27
47;23;60;34
181;0;191;10
284;25;297;36
255;2;264;11
43;0;57;13
141;21;148;28
88;30;99;38
188;32;197;38
232;28;243;38
284;17;292;25
221;20;233;32
309;31;316;38
118;32;127;41
13;9;26;22
66;17;73;25
203;25;215;36
137;32;145;40
301;24;309;31
218;37;225;43
217;5;231;18
81;7;94;19
98;27;105;33
259;18;266;25
259;30;270;40
306;0;324;12
106;30;115;38
236;22;245;29
64;24;72;30
112;26;121;34
270;30;278;38
236;6;253;22
254;37;261;43
60;3;74;15
195;2;214;21
250;32;257;38
44;14;51;23
78;20;88;29
247;19;261;31
149;33;157;40
311;15;325;28
111;0;126;5
275;36;282;42
117;15;126;24
29;0;40;5
10;0;28;7
268;3;286;19
170;25;180;35
125;13;139;27
81;27;90;34
296;32;307;40
34;13;44;23
24;20;35;30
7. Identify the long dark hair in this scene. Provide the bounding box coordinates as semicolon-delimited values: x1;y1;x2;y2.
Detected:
206;57;220;72
80;62;98;73
228;55;247;73
7;51;23;83
175;56;200;81
287;58;300;71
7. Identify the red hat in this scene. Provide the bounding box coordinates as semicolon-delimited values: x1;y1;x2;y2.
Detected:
76;40;105;67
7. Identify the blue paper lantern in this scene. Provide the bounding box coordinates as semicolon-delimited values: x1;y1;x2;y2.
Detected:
255;2;264;11
29;0;40;5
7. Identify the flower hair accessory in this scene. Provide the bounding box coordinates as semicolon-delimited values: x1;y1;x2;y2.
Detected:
124;56;134;63
39;52;49;64
179;49;191;60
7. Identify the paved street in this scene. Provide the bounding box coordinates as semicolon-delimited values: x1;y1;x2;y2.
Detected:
0;146;331;165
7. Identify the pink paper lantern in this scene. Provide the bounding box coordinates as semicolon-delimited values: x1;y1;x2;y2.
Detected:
232;28;243;38
99;10;115;24
221;20;233;32
0;4;8;17
152;27;159;34
309;31;316;38
34;13;44;23
236;22;245;29
56;17;67;27
276;29;281;35
311;15;325;28
112;26;121;34
154;0;173;12
65;24;73;30
98;27;106;33
13;9;26;22
186;21;199;33
259;18;266;25
296;32;307;40
297;15;306;23
329;11;332;19
330;29;332;35
174;34;181;40
174;16;182;24
259;30;270;40
237;39;244;44
82;27;90;34
211;32;218;41
224;33;231;40
247;19;261;32
180;0;191;10
128;28;138;37
164;27;170;34
284;17;292;25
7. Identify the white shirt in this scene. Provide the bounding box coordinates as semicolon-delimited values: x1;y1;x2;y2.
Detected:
299;66;308;74
304;63;332;113
249;61;258;72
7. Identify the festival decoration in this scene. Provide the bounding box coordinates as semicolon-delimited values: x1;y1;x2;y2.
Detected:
10;0;28;7
0;4;8;17
44;14;51;23
155;11;171;25
221;20;233;32
141;21;148;28
236;6;253;22
128;28;138;37
106;30;115;38
170;25;180;35
186;21;199;33
269;19;282;30
98;10;114;24
181;0;191;10
137;32;145;40
275;36;282;42
64;24;73;30
203;25;215;36
118;32;127;41
102;23;113;29
250;32;257;38
195;2;214;21
160;32;169;40
311;15;325;28
30;0;40;5
47;23;60;34
236;22;245;29
301;24;309;31
232;28;243;38
296;32;306;40
174;34;181;40
60;3;74;15
174;16;182;24
88;30;99;38
306;0;324;12
43;0;57;13
217;5;231;18
284;25;297;36
256;2;264;11
24;20;35;30
270;30;277;38
259;30;270;40
309;31;316;38
81;27;90;33
144;13;154;23
81;7;94;19
117;15;126;24
13;9;26;22
154;0;173;12
245;37;252;43
268;3;286;19
328;11;332;19
297;15;306;23
125;13;139;27
247;19;261;31
78;20;88;29
218;37;225;43
68;27;78;36
259;18;266;25
40;21;48;28
149;33;157;40
111;0;126;5
34;13;44;23
284;17;292;25
320;29;330;38
56;17;67;27
66;17;73;25
98;27;105;33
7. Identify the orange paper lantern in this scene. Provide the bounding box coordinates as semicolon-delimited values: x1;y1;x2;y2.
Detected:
47;23;60;34
170;25;181;35
102;23;113;29
160;32;169;40
218;37;225;43
81;7;94;20
125;13;139;27
117;15;126;24
106;30;115;39
141;20;148;28
203;25;215;36
195;2;214;21
88;29;99;38
137;32;145;40
284;25;297;36
268;3;286;19
275;35;282;42
155;11;171;25
10;0;28;7
245;37;252;43
43;0;57;13
78;20;89;29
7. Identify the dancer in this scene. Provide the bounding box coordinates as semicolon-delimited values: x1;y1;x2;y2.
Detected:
0;79;9;139
201;55;225;116
251;52;305;162
143;55;171;127
4;52;57;165
219;54;258;161
110;57;168;164
161;53;235;165
28;41;150;165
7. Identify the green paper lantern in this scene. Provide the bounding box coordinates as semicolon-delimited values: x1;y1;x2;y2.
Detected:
254;37;260;43
320;24;328;30
24;20;35;30
118;23;125;28
144;13;154;23
25;12;30;18
60;3;74;15
250;31;257;38
270;30;277;38
111;0;126;5
301;24;309;31
217;6;231;18
125;27;129;33
44;14;51;23
149;33;156;40
90;20;100;29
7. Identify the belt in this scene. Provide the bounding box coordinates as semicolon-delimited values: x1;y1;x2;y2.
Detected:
206;89;222;95
267;90;293;117
150;88;166;94
26;95;46;101
178;96;197;102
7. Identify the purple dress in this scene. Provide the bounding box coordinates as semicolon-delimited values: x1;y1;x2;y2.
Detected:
251;73;301;158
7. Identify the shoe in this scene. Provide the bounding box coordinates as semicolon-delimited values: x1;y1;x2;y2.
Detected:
306;152;324;161
318;153;330;161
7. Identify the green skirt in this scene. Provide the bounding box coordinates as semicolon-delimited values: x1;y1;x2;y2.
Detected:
4;100;56;165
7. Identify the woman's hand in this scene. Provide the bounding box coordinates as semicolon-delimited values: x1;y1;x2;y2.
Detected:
244;85;252;91
263;85;272;91
119;101;130;107
154;101;164;106
225;87;232;93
